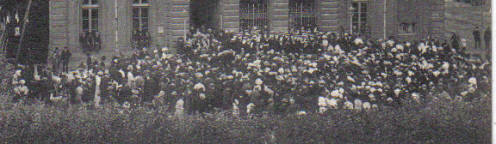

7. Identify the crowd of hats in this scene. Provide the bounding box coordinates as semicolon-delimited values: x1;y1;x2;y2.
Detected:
9;28;490;116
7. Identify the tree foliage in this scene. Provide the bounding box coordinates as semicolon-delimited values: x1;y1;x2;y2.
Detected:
1;0;49;64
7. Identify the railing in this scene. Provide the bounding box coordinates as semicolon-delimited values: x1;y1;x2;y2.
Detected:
132;31;150;49
79;32;101;53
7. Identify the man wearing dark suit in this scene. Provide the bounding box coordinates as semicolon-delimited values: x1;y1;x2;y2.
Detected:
61;47;71;73
473;26;481;49
484;26;491;49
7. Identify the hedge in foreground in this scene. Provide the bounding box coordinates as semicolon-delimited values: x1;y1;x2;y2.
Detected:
0;94;490;144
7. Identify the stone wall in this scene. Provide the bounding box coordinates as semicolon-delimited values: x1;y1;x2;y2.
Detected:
221;0;240;33
49;0;68;51
318;0;340;32
168;0;189;50
270;0;289;33
443;0;491;51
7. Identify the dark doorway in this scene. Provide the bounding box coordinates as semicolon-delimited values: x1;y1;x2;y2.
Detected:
190;0;220;31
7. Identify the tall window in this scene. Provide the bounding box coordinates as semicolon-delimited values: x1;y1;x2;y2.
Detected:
289;0;317;31
240;0;269;33
351;1;368;35
81;0;100;52
82;0;99;33
132;0;150;48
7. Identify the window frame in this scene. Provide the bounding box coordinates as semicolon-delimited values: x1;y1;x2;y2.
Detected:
132;0;150;32
289;0;317;32
350;1;368;35
239;0;270;33
132;0;151;49
81;0;99;33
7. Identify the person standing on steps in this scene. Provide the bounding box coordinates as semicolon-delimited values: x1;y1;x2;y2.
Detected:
86;53;92;70
51;47;60;73
484;26;491;49
450;32;460;51
473;26;481;49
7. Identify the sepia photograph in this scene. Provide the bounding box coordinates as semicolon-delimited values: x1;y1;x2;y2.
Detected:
0;0;492;143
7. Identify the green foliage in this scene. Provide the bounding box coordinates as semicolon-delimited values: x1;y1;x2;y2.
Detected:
0;94;490;143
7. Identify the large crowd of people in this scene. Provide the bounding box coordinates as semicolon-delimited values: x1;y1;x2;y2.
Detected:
8;27;491;116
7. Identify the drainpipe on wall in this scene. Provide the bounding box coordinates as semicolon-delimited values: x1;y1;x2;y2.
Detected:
481;0;484;29
349;5;353;34
384;0;387;40
183;8;187;42
115;0;118;52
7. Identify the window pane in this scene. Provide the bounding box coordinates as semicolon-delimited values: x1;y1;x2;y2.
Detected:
133;8;139;17
91;0;98;5
83;0;89;5
133;0;140;4
82;9;89;31
92;9;98;32
91;9;98;19
133;18;140;31
352;14;358;22
142;18;149;29
360;14;367;21
141;8;148;18
352;3;359;12
142;0;149;4
92;20;98;32
360;3;367;13
83;19;89;31
82;9;89;18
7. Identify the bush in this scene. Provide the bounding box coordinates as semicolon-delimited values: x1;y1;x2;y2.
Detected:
0;94;489;143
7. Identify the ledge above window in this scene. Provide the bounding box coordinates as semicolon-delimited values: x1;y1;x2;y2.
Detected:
132;3;151;7
397;33;416;36
81;5;99;9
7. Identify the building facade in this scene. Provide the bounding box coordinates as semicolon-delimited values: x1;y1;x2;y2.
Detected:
443;0;491;51
48;0;489;66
